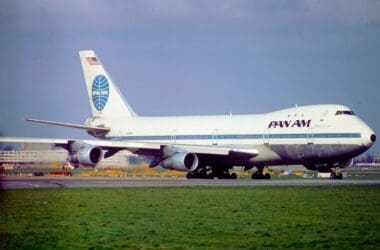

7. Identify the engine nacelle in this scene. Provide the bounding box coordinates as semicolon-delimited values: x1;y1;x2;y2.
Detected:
68;143;103;166
161;152;199;172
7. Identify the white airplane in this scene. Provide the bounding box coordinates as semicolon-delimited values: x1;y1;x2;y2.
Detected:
0;50;376;179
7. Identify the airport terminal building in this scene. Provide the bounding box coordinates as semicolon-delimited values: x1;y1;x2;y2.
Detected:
0;149;132;169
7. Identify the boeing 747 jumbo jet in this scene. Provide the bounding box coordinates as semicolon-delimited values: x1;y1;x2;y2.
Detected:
0;50;376;179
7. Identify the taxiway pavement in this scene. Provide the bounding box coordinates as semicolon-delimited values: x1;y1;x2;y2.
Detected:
1;176;380;189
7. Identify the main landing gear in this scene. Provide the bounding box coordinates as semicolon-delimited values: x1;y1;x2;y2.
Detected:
251;166;271;179
186;171;214;179
186;166;237;179
216;171;237;179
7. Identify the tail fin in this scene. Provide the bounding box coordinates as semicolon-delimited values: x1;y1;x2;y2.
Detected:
79;50;137;118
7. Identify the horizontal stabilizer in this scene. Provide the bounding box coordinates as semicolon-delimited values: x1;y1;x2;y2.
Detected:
26;119;110;134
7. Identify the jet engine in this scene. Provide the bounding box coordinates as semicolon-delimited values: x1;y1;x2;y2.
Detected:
68;143;103;166
161;152;199;172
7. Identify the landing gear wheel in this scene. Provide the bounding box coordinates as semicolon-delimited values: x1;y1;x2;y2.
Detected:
330;172;335;179
330;168;343;180
187;167;215;179
330;172;343;179
251;167;271;179
217;173;229;179
216;170;237;179
251;172;261;179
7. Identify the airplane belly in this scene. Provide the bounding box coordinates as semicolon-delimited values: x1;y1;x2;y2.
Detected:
269;144;316;163
268;143;366;164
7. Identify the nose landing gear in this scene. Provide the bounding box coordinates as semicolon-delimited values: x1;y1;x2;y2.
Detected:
330;167;343;179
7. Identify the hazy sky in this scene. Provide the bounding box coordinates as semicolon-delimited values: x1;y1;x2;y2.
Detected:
0;0;379;151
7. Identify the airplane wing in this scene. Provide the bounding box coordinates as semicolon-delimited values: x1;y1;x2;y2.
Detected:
0;137;258;157
0;137;160;155
0;137;259;164
0;136;260;174
26;119;110;134
85;139;259;158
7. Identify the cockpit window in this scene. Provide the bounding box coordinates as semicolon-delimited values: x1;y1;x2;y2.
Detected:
335;110;355;116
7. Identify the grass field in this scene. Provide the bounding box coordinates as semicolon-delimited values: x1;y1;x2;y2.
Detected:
1;186;380;249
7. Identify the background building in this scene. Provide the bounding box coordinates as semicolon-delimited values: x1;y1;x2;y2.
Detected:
0;143;137;169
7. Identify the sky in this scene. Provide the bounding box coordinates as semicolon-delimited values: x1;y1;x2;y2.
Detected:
0;0;379;151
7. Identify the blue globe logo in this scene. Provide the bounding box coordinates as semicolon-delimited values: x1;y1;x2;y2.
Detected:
92;75;109;111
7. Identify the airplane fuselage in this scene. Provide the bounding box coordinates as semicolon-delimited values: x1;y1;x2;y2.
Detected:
91;104;375;168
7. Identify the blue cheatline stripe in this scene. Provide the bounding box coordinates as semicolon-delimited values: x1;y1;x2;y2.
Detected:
108;133;361;141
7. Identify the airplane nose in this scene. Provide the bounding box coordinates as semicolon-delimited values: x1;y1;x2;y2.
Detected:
370;134;376;143
361;125;376;148
355;117;376;148
363;130;376;148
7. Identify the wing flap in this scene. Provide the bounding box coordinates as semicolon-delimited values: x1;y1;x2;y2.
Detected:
82;140;162;152
88;141;259;158
175;145;259;157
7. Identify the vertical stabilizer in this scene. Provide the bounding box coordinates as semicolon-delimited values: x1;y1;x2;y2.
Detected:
79;50;137;118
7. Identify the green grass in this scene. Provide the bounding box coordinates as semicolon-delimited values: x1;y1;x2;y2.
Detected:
1;186;380;249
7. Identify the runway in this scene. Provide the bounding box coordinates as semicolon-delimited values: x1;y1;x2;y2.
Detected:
1;176;380;189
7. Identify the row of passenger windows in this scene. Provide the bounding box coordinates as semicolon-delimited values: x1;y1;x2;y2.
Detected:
111;133;361;141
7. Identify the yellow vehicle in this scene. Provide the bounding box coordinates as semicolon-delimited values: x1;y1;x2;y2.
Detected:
263;168;275;176
294;171;303;177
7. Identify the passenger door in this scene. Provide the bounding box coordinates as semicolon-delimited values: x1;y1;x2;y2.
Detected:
307;127;314;144
212;129;219;145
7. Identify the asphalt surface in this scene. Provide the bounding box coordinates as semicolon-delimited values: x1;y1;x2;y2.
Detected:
1;176;380;189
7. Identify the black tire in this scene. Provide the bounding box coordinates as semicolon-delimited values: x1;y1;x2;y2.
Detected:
230;173;237;179
251;172;260;179
264;173;271;179
217;173;229;179
186;172;193;179
330;172;336;179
